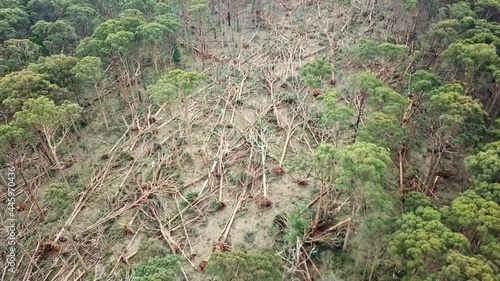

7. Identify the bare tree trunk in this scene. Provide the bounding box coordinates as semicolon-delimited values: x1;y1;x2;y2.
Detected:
95;84;109;131
343;204;356;250
19;168;45;221
44;130;68;185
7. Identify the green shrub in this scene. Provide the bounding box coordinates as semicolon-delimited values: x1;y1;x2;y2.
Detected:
42;183;79;221
132;256;180;281
206;250;283;281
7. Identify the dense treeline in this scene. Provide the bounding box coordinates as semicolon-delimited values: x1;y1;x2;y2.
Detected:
0;0;499;280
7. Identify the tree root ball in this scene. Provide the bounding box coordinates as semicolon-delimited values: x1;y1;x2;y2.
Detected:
198;260;208;272
256;197;273;209
215;201;226;211
294;178;309;186
212;241;231;252
272;166;285;176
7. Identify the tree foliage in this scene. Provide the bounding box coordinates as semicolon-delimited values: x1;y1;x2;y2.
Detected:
132;256;181;281
206;250;283;281
300;58;333;88
0;70;64;113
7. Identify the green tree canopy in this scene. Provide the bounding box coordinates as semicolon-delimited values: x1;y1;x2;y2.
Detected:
27;0;61;22
335;142;394;212
0;39;40;74
358;111;406;153
31;20;78;55
0;70;64;113
27;54;79;90
465;141;500;183
436;251;496;281
63;4;101;38
0;5;29;42
389;207;470;278
425;84;487;147
443;191;500;252
71;56;103;85
300;58;333;88
206;250;284;281
132;256;180;281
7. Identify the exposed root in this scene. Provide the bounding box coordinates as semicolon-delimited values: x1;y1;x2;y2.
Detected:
272;166;286;176
212;241;232;252
256;197;273;209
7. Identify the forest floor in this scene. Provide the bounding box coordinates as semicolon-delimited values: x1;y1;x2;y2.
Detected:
9;1;409;280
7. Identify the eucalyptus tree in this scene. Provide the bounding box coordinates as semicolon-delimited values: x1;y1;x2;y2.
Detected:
436;251;496;281
31;20;78;55
138;18;180;72
147;76;178;114
348;71;384;137
421;84;487;191
189;0;209;69
334;142;395;250
442;191;500;254
27;54;79;92
0;39;40;74
358;111;406;155
312;143;337;229
465;140;500;184
27;0;61;22
318;91;355;145
72;56;109;130
63;4;102;38
13;96;81;183
389;207;470;279
442;42;499;93
150;69;205;145
123;0;157;15
0;70;65;115
75;9;146;106
0;3;29;43
299;58;333;89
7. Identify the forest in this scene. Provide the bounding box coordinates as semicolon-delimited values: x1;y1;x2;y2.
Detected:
0;0;499;280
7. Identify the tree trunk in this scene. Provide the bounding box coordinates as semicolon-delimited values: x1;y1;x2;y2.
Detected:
152;43;159;72
95;84;109;131
19;168;45;221
44;130;68;185
343;204;356;250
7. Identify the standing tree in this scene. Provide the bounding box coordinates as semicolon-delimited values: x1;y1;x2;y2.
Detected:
334;142;395;250
206;250;283;281
0;70;65;115
0;4;29;43
422;84;487;191
147;75;178;114
27;54;79;91
160;69;205;145
389;207;470;279
465;140;500;184
318;91;355;146
443;191;500;254
72;56;109;130
300;58;333;89
13;96;81;183
27;0;60;22
0;39;40;75
358;111;406;155
138;22;171;72
31;20;78;55
189;0;209;69
63;4;102;38
436;251;496;281
441;42;499;93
